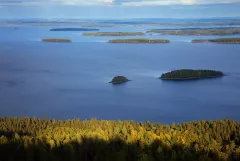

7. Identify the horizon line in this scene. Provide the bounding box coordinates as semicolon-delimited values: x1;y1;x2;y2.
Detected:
1;16;240;20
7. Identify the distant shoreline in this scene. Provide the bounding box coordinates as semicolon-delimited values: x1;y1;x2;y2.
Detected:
42;38;72;43
82;32;145;36
1;18;240;27
192;38;240;44
109;38;170;43
148;28;240;36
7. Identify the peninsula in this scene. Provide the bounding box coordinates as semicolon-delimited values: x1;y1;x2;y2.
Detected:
160;69;224;80
109;38;170;43
82;32;144;36
42;38;72;43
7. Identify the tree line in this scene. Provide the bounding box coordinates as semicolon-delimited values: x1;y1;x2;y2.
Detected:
0;117;239;161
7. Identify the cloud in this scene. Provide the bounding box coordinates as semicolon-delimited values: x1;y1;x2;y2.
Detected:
120;0;240;6
0;0;113;6
0;0;42;6
50;0;113;6
182;0;196;5
0;0;240;6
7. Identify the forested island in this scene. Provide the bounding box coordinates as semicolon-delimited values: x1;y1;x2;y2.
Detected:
192;38;240;44
0;117;240;161
147;28;240;36
42;38;72;43
50;28;99;31
109;38;170;43
160;69;224;80
82;32;144;36
191;39;211;43
110;76;130;84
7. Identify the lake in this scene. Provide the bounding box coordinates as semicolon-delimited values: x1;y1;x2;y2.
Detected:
0;25;240;124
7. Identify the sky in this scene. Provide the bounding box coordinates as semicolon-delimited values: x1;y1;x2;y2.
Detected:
0;0;240;19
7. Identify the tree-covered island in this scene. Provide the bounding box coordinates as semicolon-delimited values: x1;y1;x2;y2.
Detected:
109;76;130;84
42;38;72;43
192;38;240;44
147;28;240;36
160;69;224;80
82;32;145;36
109;38;170;43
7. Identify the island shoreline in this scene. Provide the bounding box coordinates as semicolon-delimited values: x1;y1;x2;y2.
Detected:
160;75;224;80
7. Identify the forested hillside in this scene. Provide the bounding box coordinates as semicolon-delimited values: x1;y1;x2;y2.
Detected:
0;117;240;161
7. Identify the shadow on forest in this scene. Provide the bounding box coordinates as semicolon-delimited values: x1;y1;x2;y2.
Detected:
0;130;31;138
0;132;237;161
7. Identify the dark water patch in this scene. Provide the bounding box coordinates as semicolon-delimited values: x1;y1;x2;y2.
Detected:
0;68;55;74
8;68;25;72
0;80;19;87
57;88;85;93
224;72;240;79
38;69;55;74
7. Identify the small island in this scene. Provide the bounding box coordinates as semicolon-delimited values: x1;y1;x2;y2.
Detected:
147;28;240;36
109;38;170;43
160;69;224;80
109;76;130;84
82;32;144;36
191;39;211;43
42;38;72;43
192;38;240;44
50;28;99;31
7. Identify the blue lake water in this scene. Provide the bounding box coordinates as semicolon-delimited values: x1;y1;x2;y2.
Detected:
0;25;240;124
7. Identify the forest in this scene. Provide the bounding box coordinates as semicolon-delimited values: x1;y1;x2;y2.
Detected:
109;39;170;43
110;76;130;84
0;117;240;161
42;39;72;43
160;69;224;80
192;38;240;44
209;38;240;44
82;32;145;36
147;28;240;36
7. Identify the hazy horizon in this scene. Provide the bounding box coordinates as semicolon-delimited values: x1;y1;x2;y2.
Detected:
0;0;240;19
1;17;240;20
